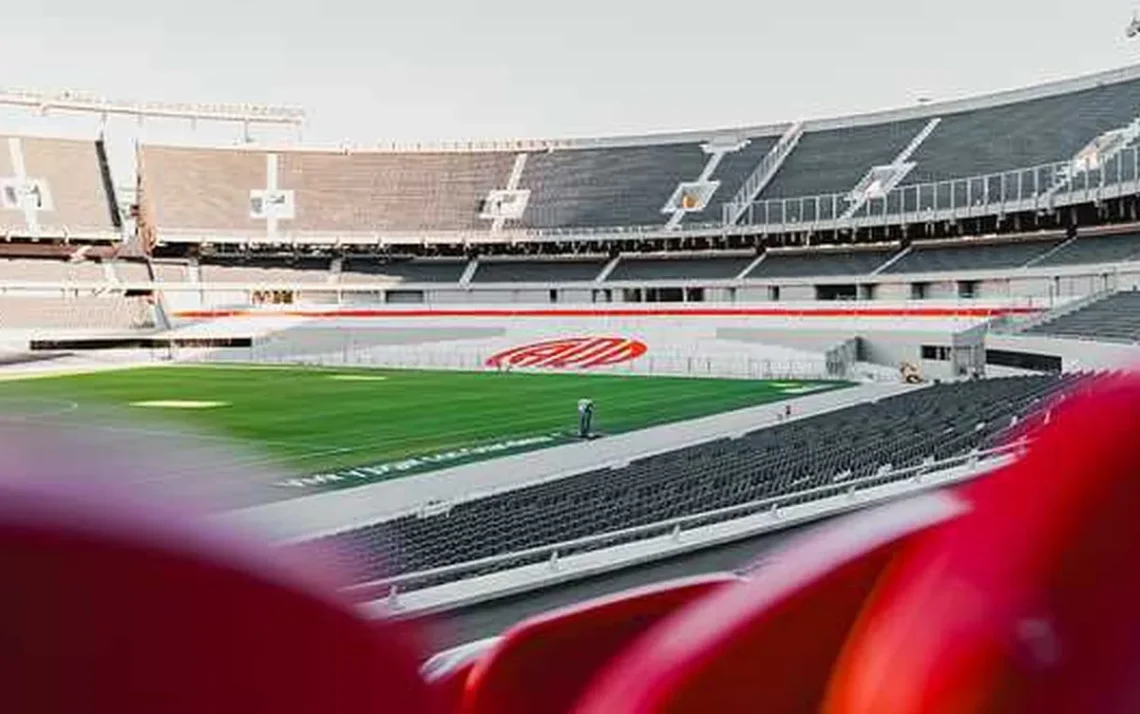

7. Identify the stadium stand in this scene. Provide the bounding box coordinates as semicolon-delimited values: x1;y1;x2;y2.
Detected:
121;66;1140;241
903;79;1140;185
746;247;895;278
340;258;467;283
1035;230;1140;266
759;119;928;199
472;258;607;283
0;295;153;330
198;255;332;284
517;143;707;229
883;238;1060;274
607;254;753;281
1024;290;1140;342
301;375;1074;589
138;145;516;236
681;136;778;225
0;135;119;239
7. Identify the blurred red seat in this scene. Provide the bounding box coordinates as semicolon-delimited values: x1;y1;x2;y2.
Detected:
462;573;740;714
572;493;967;714
0;478;432;714
824;372;1140;714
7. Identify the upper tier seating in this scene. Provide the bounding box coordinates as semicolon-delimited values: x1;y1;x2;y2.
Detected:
883;239;1060;274
759;119;928;200
904;78;1140;185
517;143;706;229
132;70;1140;237
1036;231;1140;266
747;248;895;278
607;255;753;281
1024;290;1140;343
472;258;607;283
681;136;779;225
138;145;516;236
0;135;118;239
298;375;1074;589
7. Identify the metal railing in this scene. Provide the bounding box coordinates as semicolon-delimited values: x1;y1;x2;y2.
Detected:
725;122;804;225
732;147;1140;233
343;442;1021;596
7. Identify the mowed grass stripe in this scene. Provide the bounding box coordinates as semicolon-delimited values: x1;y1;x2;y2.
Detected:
0;366;850;478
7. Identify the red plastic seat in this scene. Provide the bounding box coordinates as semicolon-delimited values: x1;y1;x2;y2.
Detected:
0;464;432;713
462;573;740;714
572;492;967;714
824;372;1140;714
423;637;501;713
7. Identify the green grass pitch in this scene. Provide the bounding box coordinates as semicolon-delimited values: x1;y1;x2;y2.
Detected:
0;365;850;487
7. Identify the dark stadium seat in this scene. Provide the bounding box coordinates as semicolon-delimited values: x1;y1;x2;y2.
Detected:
473;258;608;283
340;257;468;283
883;238;1060;274
462;574;739;714
607;254;754;281
759;119;928;200
682;136;779;225
746;247;895;278
1036;231;1140;266
904;79;1140;185
303;375;1076;592
518;143;706;229
1025;290;1140;343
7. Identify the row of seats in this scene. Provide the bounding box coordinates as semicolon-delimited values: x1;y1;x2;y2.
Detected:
0;134;119;238
1025;290;1140;343
882;238;1061;274
133;72;1140;235
2;74;1136;241
14;231;1140;284
295;375;1076;590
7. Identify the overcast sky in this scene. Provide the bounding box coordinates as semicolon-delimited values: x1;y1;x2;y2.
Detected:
4;0;1140;143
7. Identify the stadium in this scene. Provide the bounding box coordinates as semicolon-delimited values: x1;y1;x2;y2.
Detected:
6;45;1140;711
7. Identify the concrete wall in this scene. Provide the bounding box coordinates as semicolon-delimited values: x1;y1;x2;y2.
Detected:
142;302;1013;381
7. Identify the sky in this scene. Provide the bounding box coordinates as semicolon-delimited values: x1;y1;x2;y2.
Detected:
3;0;1140;145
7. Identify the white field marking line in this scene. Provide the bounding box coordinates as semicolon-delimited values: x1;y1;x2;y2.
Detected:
129;400;231;409
0;399;80;422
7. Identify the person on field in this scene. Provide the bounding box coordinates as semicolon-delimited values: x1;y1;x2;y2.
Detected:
578;398;594;439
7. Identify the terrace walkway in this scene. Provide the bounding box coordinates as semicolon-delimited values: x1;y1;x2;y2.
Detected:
222;381;919;541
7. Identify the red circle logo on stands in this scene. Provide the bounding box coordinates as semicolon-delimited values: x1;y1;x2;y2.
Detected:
486;337;648;370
